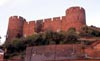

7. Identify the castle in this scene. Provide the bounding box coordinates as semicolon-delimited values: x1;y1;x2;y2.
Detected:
6;6;86;41
4;6;100;61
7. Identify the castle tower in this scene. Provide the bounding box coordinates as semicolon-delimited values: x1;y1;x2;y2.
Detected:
64;6;86;31
6;16;26;41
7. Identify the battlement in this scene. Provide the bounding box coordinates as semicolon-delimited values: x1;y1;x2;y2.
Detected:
66;6;85;15
67;6;85;11
27;16;64;24
27;17;61;23
9;16;26;21
44;18;52;22
9;16;18;19
6;6;86;41
29;21;35;24
53;17;61;21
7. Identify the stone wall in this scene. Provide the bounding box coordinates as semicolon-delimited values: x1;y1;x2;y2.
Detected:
25;44;83;61
25;44;100;61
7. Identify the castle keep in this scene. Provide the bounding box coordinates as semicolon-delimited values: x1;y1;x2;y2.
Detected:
6;6;86;41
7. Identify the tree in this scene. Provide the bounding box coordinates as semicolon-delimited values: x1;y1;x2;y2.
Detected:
62;27;79;44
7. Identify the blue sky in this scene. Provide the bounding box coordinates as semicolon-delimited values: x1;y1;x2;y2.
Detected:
0;0;100;44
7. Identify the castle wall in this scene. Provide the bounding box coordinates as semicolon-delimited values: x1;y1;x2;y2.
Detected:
35;20;43;33
23;21;35;37
29;21;35;35
6;6;86;41
52;17;61;32
23;21;29;37
43;18;52;31
61;16;67;31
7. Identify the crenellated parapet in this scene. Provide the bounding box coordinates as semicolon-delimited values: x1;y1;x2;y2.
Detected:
43;18;52;31
6;6;86;41
23;21;36;37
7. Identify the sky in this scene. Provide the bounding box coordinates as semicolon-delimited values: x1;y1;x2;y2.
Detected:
0;0;100;45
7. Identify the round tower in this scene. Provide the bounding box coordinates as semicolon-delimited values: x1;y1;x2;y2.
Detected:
65;6;86;31
6;16;26;41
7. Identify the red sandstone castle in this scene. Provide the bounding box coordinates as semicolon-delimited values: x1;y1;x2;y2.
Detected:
6;6;86;41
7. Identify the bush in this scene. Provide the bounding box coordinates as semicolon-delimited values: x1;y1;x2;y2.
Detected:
80;26;100;37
